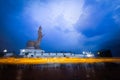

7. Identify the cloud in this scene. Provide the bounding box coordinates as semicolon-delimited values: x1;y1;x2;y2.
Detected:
1;0;120;56
22;0;88;51
21;0;120;53
113;5;120;25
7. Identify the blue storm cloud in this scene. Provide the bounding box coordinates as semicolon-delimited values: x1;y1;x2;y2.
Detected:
0;0;120;56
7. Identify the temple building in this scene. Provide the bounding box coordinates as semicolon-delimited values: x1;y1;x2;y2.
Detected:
19;26;94;58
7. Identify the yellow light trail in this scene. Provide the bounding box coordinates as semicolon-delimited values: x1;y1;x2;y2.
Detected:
0;57;120;64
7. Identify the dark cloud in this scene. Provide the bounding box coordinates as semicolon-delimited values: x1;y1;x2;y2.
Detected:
0;0;120;56
74;0;120;56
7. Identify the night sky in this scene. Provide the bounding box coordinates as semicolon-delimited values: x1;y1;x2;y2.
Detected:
0;0;120;56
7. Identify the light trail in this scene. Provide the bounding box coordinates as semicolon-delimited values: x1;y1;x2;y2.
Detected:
0;58;120;64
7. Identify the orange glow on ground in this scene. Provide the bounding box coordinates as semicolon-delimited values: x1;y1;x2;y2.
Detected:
0;57;120;64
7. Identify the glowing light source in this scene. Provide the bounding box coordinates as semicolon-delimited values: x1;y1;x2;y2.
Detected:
98;52;100;54
21;49;25;52
86;54;94;57
3;49;7;53
82;51;85;54
82;51;94;57
0;58;120;64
